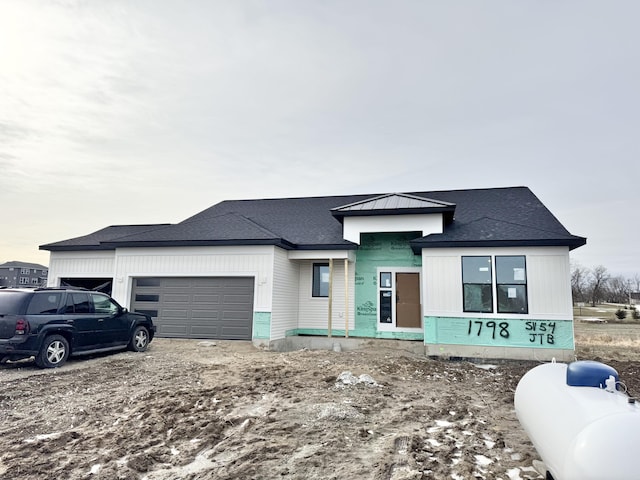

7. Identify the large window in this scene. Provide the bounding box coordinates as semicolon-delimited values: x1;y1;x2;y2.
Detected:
496;256;528;314
462;256;493;313
462;255;528;314
312;263;330;297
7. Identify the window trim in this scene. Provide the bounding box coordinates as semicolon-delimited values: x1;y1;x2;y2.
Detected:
312;263;330;298
461;255;529;315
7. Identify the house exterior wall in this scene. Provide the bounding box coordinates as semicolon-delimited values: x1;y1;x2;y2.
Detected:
422;246;574;361
111;246;274;310
47;251;116;284
47;246;276;341
0;265;48;287
295;259;355;335
352;232;423;339
270;247;300;341
343;214;443;244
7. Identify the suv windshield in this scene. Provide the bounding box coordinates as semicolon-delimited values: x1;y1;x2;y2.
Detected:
0;291;30;315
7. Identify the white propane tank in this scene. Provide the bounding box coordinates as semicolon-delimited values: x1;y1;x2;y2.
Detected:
514;360;640;480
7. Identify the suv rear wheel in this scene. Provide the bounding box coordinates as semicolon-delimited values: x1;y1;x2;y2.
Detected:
128;326;150;352
35;334;70;368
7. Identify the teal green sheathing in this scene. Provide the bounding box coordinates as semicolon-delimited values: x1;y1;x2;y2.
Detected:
352;232;422;339
424;316;574;349
253;312;271;339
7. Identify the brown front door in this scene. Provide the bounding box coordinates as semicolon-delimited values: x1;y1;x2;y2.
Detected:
396;273;421;328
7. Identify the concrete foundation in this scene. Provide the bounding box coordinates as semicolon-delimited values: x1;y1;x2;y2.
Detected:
256;336;575;363
266;336;427;356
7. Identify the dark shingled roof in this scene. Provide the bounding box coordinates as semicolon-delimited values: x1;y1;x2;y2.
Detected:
40;186;586;252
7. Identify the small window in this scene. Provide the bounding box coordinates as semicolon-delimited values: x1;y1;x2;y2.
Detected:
19;277;30;285
312;263;330;297
380;272;392;289
496;256;528;314
135;294;160;302
21;268;30;275
137;278;161;287
462;256;493;313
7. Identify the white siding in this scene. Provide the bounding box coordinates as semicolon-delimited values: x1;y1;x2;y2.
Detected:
271;247;300;340
527;254;572;317
47;251;116;285
422;246;573;320
111;246;274;311
298;260;355;331
422;256;462;316
343;214;443;244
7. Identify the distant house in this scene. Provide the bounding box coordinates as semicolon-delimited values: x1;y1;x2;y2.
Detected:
631;292;640;306
40;186;586;361
0;261;48;287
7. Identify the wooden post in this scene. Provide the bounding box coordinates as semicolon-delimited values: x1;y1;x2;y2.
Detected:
344;258;349;338
328;258;333;338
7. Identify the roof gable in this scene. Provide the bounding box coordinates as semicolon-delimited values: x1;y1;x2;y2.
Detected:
331;193;455;218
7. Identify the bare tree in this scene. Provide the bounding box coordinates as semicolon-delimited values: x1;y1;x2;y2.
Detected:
571;263;589;304
607;276;631;304
589;265;610;307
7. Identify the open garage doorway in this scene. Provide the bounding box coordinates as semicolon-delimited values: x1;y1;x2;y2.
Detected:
60;277;113;295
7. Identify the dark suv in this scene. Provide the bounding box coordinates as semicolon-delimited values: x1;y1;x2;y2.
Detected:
0;287;155;368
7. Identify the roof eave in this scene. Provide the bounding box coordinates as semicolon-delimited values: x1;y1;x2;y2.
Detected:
410;237;587;254
293;243;359;251
101;238;297;250
40;244;113;252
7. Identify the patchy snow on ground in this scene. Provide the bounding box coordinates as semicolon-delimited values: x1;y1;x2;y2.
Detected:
2;337;640;480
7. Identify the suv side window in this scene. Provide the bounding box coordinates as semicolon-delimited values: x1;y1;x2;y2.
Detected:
26;293;63;315
91;293;119;315
63;293;92;314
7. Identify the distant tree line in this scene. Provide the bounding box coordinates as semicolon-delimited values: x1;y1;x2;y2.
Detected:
571;263;640;306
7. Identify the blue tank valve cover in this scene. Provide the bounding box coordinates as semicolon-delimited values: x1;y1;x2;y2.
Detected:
566;360;619;389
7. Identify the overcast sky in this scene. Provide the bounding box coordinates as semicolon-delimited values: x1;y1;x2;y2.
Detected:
1;0;638;277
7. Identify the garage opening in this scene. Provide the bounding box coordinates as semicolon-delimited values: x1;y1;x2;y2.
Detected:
61;278;113;295
130;276;254;340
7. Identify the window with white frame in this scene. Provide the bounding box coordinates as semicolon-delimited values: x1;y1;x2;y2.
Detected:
21;268;30;275
19;277;30;285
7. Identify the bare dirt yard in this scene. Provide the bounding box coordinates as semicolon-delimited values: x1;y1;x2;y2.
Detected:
2;321;640;480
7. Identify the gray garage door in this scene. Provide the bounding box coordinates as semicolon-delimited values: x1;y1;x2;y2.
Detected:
130;277;254;340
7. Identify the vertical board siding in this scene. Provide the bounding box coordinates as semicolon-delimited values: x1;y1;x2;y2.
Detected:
422;256;461;315
270;247;300;340
527;255;572;316
48;252;116;285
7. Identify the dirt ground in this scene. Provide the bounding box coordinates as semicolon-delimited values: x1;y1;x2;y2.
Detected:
1;323;640;480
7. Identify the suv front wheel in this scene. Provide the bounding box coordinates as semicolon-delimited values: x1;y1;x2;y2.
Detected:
36;334;70;368
128;326;150;352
